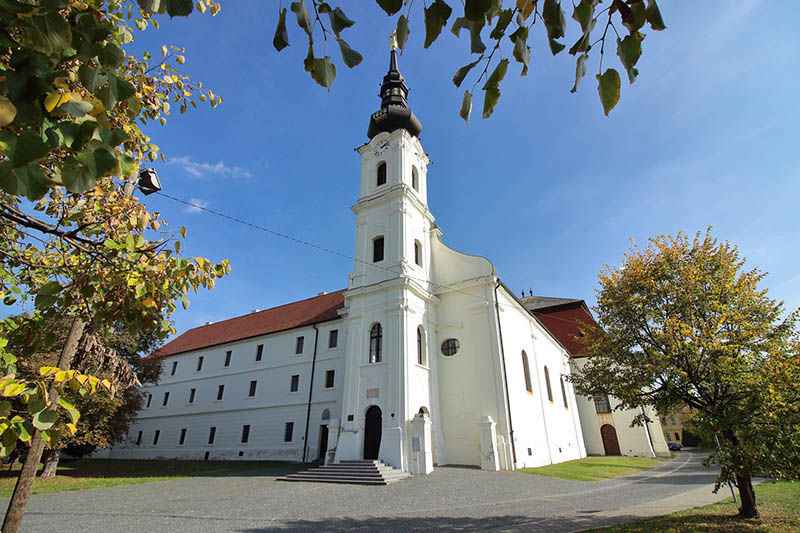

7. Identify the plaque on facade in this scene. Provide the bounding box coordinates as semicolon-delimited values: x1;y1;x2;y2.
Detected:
412;436;420;452
366;388;379;399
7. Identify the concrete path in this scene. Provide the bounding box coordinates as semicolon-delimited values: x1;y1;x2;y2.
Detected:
9;450;732;532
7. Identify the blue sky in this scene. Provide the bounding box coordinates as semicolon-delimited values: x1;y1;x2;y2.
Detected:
123;1;799;338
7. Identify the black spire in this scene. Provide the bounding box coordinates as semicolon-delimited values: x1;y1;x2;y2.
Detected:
367;49;422;139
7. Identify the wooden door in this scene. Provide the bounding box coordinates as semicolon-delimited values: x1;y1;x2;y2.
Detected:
600;424;621;455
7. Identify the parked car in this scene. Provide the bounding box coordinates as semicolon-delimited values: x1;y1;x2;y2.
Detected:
668;441;682;451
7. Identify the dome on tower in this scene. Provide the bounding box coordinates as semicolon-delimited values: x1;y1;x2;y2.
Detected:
367;49;423;139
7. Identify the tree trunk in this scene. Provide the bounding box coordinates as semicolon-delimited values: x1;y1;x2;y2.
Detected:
2;317;85;533
39;450;60;479
736;473;759;518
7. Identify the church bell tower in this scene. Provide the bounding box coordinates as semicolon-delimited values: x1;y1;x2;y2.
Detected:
335;42;441;473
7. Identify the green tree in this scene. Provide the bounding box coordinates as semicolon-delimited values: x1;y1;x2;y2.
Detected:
272;0;666;118
571;230;800;519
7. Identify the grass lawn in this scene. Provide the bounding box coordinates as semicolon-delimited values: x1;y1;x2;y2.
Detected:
0;459;302;498
587;481;800;532
518;455;670;482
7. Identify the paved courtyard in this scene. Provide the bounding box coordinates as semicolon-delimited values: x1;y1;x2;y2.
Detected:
9;451;727;532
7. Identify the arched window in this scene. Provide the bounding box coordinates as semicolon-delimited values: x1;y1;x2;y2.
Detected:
560;376;568;408
411;166;419;191
544;365;553;402
369;323;382;363
414;240;422;266
522;351;532;393
373;236;384;263
321;409;330;420
377;161;387;186
417;326;426;366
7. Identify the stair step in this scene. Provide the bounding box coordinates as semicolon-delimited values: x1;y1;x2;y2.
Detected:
278;460;409;486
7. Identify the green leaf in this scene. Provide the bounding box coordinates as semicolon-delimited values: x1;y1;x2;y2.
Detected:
619;0;646;32
452;59;480;88
489;8;513;40
118;153;137;177
459;90;472;125
78;64;108;93
451;17;486;54
137;0;167;14
542;0;566;55
482;57;508;90
0;428;16;456
290;0;313;37
617;33;643;83
62;157;96;193
0;131;50;168
98;43;124;68
59;98;94;117
15;164;52;201
166;0;193;17
572;0;594;33
596;68;621;116
33;12;72;53
337;39;362;68
570;53;588;93
645;0;666;30
328;7;355;35
3;294;16;306
38;281;62;296
424;0;453;49
376;0;402;16
273;8;290;51
13;421;32;442
310;56;336;88
0;163;25;197
303;44;314;73
464;0;492;22
0;96;17;127
0;401;11;418
181;294;190;310
32;408;57;431
28;397;46;415
512;26;530;76
396;15;409;50
482;86;500;119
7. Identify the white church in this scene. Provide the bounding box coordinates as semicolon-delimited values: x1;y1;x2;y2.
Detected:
110;48;668;474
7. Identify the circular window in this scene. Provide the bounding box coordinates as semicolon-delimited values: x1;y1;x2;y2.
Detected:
441;338;460;356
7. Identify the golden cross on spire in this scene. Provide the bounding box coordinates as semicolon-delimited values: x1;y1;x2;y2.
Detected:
389;29;398;51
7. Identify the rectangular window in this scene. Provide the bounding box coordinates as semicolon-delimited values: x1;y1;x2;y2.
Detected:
162;392;169;407
373;236;384;262
146;394;152;408
208;426;216;445
197;356;204;371
248;380;257;397
136;431;142;445
284;422;294;442
241;425;250;444
224;350;232;367
179;428;187;445
217;384;225;400
152;430;160;446
255;344;263;361
290;374;299;392
170;361;178;376
328;329;338;349
414;240;421;266
189;388;196;403
594;394;611;414
295;336;304;354
325;370;335;389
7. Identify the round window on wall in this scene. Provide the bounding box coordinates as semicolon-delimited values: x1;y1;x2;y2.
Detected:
441;338;460;356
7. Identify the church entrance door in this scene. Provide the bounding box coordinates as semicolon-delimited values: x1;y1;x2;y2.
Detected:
363;405;382;460
600;424;621;455
318;425;329;462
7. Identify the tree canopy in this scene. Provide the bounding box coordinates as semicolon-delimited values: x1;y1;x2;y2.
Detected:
571;230;800;519
271;0;666;119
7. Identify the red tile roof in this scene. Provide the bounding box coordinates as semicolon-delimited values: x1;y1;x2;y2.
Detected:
148;290;346;359
525;300;597;358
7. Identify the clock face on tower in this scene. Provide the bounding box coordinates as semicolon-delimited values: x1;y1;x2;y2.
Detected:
373;140;390;156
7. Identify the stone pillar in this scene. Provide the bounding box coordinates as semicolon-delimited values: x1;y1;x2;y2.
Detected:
479;416;500;471
325;418;340;465
411;413;433;475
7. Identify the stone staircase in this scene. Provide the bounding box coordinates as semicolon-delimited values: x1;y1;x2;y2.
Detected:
280;459;410;485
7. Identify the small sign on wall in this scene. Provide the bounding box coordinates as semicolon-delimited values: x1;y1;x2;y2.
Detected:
412;437;420;452
366;388;379;399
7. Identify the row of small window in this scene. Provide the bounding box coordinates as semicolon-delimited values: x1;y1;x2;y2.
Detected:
520;352;570;409
371;236;423;267
135;422;296;447
168;330;339;376
376;162;419;192
665;432;681;442
147;370;336;408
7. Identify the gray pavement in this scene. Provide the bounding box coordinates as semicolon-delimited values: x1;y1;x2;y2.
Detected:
9;450;730;532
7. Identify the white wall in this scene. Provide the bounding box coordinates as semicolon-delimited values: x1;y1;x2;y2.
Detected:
111;320;345;461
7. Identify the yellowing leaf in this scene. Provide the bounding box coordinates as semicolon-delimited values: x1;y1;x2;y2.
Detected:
44;92;71;113
39;366;60;377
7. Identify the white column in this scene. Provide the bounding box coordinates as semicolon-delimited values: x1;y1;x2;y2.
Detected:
479;415;500;471
411;413;433;475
